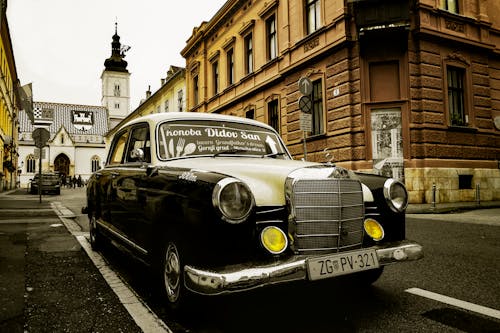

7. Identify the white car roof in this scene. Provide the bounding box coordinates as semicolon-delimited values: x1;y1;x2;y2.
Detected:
121;112;276;132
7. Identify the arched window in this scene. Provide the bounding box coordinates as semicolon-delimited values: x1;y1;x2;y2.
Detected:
26;154;36;173
91;155;101;172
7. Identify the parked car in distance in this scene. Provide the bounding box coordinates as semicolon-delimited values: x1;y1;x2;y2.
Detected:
30;173;61;195
83;112;423;309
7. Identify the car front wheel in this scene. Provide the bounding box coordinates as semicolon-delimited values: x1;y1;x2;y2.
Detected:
156;239;195;311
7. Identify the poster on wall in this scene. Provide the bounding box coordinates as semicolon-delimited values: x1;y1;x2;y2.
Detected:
371;108;404;180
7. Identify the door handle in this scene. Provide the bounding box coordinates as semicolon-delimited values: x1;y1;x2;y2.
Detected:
111;172;120;178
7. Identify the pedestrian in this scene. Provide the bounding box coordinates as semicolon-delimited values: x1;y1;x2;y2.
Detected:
72;175;77;189
61;174;66;188
77;175;82;187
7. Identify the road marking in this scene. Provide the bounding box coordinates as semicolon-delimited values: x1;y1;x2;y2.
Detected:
406;287;500;320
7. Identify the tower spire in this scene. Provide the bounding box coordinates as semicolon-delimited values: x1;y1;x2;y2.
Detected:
104;22;128;72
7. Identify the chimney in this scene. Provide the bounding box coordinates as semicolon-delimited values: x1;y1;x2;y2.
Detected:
146;85;152;99
161;78;166;85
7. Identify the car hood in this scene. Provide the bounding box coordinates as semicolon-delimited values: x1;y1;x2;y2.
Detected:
168;157;319;206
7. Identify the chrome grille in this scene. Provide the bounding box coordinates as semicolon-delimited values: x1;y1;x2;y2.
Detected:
289;178;364;254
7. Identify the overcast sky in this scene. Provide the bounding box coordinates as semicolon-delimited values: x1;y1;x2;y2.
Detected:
7;0;226;110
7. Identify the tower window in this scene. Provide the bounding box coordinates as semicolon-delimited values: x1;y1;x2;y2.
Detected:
114;83;121;97
114;102;120;109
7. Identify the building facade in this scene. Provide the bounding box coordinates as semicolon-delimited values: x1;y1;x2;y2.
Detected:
105;65;186;140
17;102;108;186
0;1;21;192
17;25;132;188
181;0;500;204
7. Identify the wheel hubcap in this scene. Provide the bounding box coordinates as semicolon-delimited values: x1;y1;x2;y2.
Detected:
164;243;181;302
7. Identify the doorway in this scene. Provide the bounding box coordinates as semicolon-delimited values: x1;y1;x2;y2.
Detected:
54;154;70;177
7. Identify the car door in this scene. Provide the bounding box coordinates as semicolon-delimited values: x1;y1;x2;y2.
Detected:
115;123;152;255
98;128;130;237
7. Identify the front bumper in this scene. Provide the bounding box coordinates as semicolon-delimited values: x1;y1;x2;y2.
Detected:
184;240;423;295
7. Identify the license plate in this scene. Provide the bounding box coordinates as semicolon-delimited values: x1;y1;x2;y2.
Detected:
307;249;380;281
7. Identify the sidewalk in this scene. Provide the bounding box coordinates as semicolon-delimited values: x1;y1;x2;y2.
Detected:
406;200;500;214
0;190;145;333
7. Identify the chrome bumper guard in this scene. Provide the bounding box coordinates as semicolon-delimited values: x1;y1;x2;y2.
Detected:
184;240;423;295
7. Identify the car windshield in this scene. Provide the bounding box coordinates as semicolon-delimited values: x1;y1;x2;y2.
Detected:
157;120;289;160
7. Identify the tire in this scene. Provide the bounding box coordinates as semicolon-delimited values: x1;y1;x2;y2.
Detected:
89;213;104;251
155;239;194;311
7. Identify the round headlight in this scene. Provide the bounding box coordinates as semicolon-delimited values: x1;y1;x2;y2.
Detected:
212;178;254;224
364;218;384;241
261;226;288;254
383;179;408;212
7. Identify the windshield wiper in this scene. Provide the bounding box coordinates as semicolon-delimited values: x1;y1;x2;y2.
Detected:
261;152;286;158
213;148;248;157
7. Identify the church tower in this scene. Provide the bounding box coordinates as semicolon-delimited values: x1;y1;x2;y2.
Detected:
101;23;130;130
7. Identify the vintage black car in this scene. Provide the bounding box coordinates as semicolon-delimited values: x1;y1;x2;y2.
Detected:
84;112;423;308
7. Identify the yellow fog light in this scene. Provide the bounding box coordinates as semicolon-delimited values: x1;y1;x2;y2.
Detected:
364;218;384;241
261;226;288;254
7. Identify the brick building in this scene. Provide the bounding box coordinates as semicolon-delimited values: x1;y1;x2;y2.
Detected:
181;0;500;204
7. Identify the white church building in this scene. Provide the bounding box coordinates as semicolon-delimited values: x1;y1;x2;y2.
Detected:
17;24;131;188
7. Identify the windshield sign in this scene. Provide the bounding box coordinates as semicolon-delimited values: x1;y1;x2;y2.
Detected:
157;120;287;160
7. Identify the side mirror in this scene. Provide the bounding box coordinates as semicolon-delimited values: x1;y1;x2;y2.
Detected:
130;148;145;162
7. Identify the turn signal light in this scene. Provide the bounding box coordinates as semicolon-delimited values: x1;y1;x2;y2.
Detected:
261;226;288;254
364;218;384;241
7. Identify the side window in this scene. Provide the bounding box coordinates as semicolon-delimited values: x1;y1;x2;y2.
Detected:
126;125;151;163
108;130;129;165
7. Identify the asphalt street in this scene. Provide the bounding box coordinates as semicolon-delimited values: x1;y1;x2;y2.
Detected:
0;187;499;332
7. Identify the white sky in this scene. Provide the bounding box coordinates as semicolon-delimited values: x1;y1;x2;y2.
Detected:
7;0;227;110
